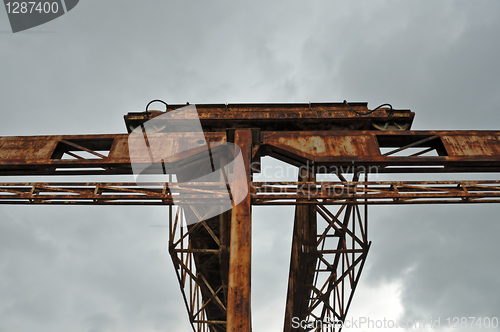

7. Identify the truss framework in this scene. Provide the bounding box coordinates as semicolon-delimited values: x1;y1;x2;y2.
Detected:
300;201;370;332
1;180;500;205
283;170;370;332
2;103;500;332
169;206;229;332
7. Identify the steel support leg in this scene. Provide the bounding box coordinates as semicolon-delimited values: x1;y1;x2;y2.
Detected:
284;167;317;332
227;129;253;332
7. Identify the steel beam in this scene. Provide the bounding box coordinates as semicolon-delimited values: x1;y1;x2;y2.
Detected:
0;133;227;175
284;168;317;332
3;131;500;175
124;102;414;133
226;130;253;332
261;130;500;172
2;181;500;205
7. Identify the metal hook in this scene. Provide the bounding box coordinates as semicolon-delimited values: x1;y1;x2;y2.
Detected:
145;99;168;118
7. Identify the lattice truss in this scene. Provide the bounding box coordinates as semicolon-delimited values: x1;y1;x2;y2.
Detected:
284;172;370;332
2;181;500;205
169;205;230;332
303;201;370;332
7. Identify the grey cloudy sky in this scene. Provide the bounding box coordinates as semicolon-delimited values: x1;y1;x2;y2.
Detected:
1;1;500;331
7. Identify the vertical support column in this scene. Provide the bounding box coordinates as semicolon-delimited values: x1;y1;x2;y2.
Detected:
284;166;317;332
227;129;253;332
219;145;232;305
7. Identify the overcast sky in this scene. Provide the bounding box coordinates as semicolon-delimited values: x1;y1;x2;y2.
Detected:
1;1;500;331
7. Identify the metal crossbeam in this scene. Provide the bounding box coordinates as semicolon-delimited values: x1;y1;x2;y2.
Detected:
253;180;500;205
2;180;500;205
3;130;500;175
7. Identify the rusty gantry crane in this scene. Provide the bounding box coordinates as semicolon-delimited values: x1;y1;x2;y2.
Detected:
2;102;500;332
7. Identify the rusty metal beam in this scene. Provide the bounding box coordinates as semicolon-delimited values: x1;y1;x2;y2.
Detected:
3;131;500;176
0;133;227;175
226;129;253;332
2;180;500;205
284;168;317;332
261;130;500;172
124;102;414;133
253;180;500;205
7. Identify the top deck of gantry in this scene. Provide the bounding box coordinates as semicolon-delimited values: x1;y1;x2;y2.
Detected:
124;102;414;133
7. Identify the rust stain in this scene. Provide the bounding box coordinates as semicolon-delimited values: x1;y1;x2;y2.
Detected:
278;136;327;154
442;134;500;156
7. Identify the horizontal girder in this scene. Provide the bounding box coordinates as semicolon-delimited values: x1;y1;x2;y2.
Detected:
124;102;414;133
2;131;500;176
262;130;500;172
1;180;500;205
0;133;227;175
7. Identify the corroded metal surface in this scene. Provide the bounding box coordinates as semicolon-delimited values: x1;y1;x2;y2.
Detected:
261;131;500;172
2;180;500;205
169;206;230;332
302;201;370;331
0;133;226;175
226;130;253;332
253;180;500;205
3;131;500;176
284;168;317;332
3;101;500;332
124;102;414;133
